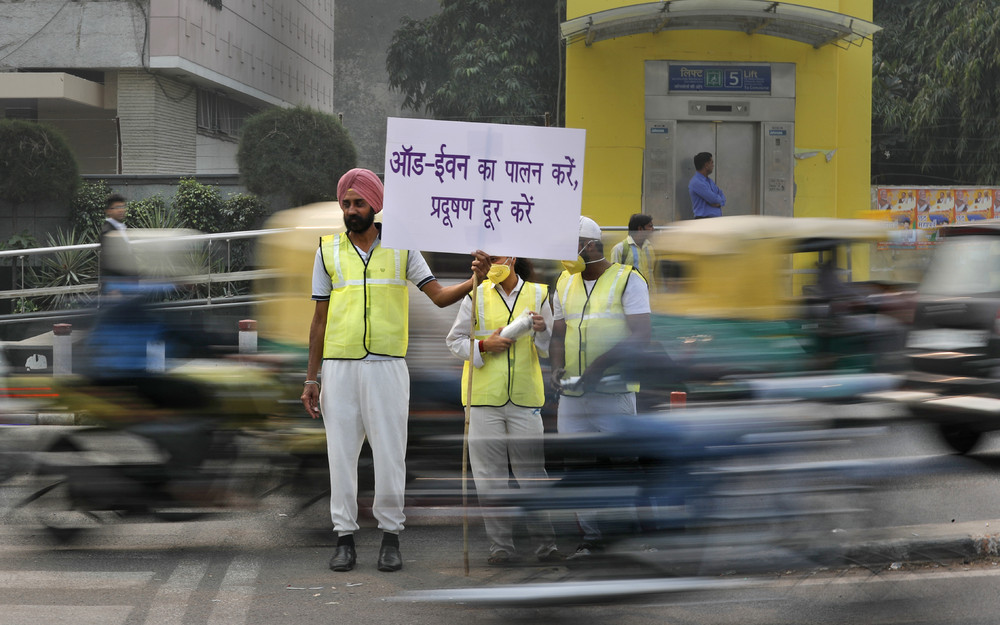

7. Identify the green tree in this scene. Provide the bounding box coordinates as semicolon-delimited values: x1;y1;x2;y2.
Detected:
0;120;79;204
872;0;1000;185
237;107;357;207
386;0;564;125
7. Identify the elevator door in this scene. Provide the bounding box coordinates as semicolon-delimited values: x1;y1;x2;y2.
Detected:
675;122;759;220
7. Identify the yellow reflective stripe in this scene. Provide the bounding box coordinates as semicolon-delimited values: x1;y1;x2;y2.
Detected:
366;278;407;286
331;233;345;289
604;265;626;310
476;284;487;331
582;312;627;320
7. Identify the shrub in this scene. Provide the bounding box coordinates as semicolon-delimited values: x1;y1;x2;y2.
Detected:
237;106;357;207
174;178;225;233
0;120;80;204
25;227;97;310
127;196;183;229
223;193;269;232
70;179;114;236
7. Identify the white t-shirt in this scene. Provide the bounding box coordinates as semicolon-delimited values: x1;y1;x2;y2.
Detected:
552;268;651;321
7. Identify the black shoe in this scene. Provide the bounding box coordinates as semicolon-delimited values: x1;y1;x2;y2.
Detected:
377;544;403;572
329;544;356;572
567;542;597;560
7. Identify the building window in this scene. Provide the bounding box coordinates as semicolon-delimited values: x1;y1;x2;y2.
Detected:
197;90;258;139
204;0;222;9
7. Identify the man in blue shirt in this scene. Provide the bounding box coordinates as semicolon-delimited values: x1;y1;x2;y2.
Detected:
688;152;726;219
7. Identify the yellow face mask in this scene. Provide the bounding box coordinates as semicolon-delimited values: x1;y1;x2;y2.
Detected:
487;258;513;284
561;241;592;274
561;256;585;274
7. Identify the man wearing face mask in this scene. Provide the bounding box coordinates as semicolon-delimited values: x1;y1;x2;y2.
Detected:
302;168;490;573
550;216;652;558
445;255;563;565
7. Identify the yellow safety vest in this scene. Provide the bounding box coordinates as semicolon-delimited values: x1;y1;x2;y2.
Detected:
461;281;548;407
320;233;409;359
611;236;655;293
557;264;640;396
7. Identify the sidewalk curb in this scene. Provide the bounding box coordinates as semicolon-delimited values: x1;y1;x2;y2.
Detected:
841;522;1000;566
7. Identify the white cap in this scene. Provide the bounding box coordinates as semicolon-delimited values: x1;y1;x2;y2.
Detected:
579;216;602;240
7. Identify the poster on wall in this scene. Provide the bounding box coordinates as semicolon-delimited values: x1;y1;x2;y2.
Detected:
919;188;954;231
875;185;1000;248
886;188;915;230
873;187;915;249
955;188;992;223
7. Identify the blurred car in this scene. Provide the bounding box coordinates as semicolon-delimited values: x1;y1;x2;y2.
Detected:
897;222;1000;452
637;216;910;402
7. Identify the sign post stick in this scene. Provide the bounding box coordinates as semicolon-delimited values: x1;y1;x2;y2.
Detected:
462;271;479;576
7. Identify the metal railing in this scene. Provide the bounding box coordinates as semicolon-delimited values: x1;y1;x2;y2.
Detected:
0;229;279;324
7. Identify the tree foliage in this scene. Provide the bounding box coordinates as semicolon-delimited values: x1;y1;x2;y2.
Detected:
0;120;79;204
873;0;1000;185
386;0;564;125
237;106;357;207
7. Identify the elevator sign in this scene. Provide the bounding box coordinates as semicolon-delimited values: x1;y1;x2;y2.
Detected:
668;65;771;93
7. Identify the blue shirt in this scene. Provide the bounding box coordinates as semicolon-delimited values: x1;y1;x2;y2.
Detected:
688;172;726;218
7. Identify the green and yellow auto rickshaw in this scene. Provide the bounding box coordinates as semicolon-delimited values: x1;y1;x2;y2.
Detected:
638;215;911;400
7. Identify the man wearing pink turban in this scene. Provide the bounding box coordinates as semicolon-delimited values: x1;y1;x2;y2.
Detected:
302;168;490;573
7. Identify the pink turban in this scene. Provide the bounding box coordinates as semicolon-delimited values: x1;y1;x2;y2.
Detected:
337;168;384;213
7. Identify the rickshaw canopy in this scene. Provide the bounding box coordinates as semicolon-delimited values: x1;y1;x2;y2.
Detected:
650;216;889;320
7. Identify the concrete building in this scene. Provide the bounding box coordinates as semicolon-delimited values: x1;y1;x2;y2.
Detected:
0;0;438;179
0;1;339;176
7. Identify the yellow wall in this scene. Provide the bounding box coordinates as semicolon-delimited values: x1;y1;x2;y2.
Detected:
565;0;874;228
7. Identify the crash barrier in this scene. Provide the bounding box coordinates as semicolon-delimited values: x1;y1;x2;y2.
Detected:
46;319;258;375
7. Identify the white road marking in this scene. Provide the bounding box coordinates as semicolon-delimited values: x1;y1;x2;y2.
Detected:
207;555;260;625
144;558;211;625
0;605;131;625
0;570;153;589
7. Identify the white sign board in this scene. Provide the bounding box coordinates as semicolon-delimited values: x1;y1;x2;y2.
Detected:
382;117;585;260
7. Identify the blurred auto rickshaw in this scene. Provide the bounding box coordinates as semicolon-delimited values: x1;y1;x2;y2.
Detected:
638;216;910;401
